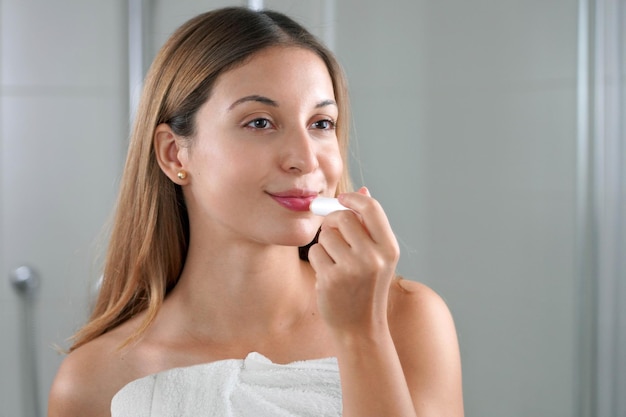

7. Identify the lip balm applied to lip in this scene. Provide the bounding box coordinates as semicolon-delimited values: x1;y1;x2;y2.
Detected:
309;197;349;216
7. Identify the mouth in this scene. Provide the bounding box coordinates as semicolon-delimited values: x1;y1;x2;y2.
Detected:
268;189;318;212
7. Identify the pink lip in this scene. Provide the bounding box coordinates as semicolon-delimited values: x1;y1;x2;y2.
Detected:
269;189;318;212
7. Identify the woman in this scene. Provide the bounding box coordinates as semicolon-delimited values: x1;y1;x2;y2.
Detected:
48;7;464;417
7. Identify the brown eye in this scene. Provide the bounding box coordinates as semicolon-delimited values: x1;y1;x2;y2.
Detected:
247;118;271;129
312;119;335;130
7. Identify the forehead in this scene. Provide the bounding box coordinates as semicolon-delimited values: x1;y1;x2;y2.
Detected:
209;46;336;105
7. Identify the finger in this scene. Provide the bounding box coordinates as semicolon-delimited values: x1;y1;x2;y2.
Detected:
337;191;396;246
316;225;354;262
321;209;372;251
308;242;336;269
358;186;370;197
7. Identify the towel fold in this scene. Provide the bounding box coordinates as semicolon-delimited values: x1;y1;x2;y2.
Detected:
111;352;342;417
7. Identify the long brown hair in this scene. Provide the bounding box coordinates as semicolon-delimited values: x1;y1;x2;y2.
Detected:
70;7;352;351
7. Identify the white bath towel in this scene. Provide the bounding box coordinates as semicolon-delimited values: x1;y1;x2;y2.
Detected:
111;352;342;416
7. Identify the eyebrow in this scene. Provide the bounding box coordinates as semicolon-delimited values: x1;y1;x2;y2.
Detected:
228;95;337;110
315;99;338;108
229;95;278;110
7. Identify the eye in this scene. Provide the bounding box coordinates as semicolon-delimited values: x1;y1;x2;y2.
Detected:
245;118;273;130
311;119;336;130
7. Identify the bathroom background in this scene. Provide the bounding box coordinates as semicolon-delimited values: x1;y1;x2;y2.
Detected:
1;0;624;416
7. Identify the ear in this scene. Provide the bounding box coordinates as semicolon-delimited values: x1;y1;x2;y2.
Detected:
154;123;188;184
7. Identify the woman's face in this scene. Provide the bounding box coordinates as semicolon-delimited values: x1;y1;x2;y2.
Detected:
181;46;343;248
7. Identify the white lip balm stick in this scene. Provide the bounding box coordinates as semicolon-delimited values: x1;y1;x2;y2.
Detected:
309;197;349;216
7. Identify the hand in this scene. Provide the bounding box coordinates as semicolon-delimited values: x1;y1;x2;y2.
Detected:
308;187;400;336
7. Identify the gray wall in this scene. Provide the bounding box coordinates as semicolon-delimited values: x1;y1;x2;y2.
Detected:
0;1;580;416
0;1;127;415
332;2;578;416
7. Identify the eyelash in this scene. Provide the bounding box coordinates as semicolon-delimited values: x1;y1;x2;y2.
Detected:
312;119;336;130
246;118;272;129
244;118;336;130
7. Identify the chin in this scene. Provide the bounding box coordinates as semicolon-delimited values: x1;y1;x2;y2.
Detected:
296;232;319;249
277;233;318;249
274;225;320;248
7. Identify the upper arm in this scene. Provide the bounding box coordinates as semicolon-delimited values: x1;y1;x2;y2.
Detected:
48;359;87;416
47;347;116;417
389;280;464;417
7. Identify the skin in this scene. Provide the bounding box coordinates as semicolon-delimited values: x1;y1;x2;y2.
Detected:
48;46;464;417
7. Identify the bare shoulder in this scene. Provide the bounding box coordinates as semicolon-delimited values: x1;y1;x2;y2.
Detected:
47;330;137;417
387;278;460;355
388;278;457;330
388;278;465;415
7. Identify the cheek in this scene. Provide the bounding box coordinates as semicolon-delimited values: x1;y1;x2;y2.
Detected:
191;139;249;176
322;148;344;189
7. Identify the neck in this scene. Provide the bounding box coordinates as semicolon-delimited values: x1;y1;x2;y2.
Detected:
162;239;317;342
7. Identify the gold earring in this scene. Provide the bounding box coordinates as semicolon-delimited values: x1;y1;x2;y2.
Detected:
177;170;187;180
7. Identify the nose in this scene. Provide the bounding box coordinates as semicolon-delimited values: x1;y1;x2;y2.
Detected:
280;127;319;174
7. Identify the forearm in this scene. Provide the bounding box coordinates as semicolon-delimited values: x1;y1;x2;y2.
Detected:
333;324;417;417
